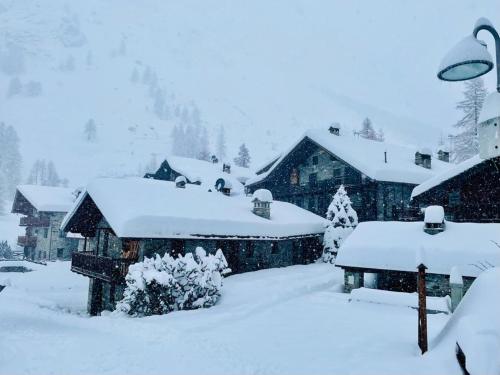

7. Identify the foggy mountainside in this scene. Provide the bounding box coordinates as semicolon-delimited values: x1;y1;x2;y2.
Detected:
0;0;497;187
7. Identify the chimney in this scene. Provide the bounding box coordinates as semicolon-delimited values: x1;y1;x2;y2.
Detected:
223;163;231;174
175;175;187;188
384;151;387;164
215;178;232;196
415;148;432;169
423;205;445;235
252;189;273;219
328;123;341;136
437;149;450;163
211;155;219;164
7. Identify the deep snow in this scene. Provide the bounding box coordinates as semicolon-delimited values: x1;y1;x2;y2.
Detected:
0;261;459;375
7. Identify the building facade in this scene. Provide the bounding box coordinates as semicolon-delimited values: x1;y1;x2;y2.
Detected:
11;185;80;261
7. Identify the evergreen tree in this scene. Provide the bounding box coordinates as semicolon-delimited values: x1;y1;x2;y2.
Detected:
6;77;22;98
198;127;211;161
452;77;488;162
83;119;97;142
46;161;61;186
0;173;5;216
322;185;358;263
376;128;385;142
359;118;377;140
233;143;251;168
216;125;227;160
26;159;65;187
0;240;13;259
0;123;22;196
130;67;139;83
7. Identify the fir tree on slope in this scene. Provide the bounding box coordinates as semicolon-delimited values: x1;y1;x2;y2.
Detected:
0;122;22;197
234;143;251;168
216;125;227;160
26;159;67;187
83;119;97;142
359;118;377;140
322;185;358;263
452;77;488;163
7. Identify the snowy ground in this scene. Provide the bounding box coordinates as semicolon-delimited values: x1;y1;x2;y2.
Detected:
0;262;460;375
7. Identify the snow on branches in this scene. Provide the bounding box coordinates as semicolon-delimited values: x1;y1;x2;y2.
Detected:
116;247;230;316
322;185;358;263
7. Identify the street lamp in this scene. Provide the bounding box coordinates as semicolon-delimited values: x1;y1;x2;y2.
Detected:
437;17;500;159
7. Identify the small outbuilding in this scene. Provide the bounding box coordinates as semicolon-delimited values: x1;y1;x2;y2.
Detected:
335;211;500;297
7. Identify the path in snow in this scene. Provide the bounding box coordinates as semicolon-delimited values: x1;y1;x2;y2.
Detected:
0;262;458;375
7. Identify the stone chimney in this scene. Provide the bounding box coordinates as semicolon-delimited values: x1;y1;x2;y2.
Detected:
223;163;231;174
175;175;187;188
211;155;219;164
415;148;432;169
437;149;450;163
423;205;445;235
328;123;341;136
252;189;273;219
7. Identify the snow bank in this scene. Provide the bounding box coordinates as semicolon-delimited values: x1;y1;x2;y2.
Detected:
335;221;500;277
350;287;450;314
62;177;326;239
432;268;500;375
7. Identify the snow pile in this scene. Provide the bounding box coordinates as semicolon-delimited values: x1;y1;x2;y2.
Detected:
424;205;444;224
15;185;78;213
350;287;450;314
62;177;326;239
116;247;229;316
335;221;500;277
252;188;273;202
433;268;500;375
322;185;358;263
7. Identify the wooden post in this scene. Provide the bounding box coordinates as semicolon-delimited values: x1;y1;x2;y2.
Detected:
417;263;428;354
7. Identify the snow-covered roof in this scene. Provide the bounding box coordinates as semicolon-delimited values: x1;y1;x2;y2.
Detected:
411;155;484;199
62;177;326;239
14;185;76;213
163;155;254;193
247;129;452;186
335;221;500;278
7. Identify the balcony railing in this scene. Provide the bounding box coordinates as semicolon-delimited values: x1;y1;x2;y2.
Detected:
19;216;50;227
71;251;135;283
17;236;37;247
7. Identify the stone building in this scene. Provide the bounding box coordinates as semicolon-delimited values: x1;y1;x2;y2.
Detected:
61;177;325;315
335;208;500;298
144;155;255;194
246;127;452;221
11;185;80;261
411;155;500;222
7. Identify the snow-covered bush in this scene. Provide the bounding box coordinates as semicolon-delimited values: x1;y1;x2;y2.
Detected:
116;247;230;316
0;240;13;260
322;185;358;263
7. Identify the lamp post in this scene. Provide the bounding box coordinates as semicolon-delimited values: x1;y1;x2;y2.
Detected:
437;17;500;160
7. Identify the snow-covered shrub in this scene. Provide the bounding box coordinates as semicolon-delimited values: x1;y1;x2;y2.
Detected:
116;247;230;316
322;185;358;263
0;240;13;260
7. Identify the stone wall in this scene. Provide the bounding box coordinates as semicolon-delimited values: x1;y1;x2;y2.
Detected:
32;212;79;261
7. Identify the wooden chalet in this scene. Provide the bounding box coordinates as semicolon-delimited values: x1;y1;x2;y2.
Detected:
246;126;452;221
62;177;325;315
411;155;500;222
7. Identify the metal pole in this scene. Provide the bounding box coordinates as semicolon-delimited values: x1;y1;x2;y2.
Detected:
473;22;500;92
417;263;428;354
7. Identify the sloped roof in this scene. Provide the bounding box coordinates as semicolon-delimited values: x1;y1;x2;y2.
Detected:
335;221;500;278
247;129;452;186
411;155;486;199
163;155;254;193
62;177;326;239
13;185;76;213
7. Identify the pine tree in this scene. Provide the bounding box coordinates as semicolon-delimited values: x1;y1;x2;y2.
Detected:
452;77;488;162
27;159;64;186
216;125;227;160
6;77;22;98
322;185;358;263
234;143;251;168
376;128;385;142
0;173;6;216
197;127;210;161
0;123;22;197
46;161;61;186
359;118;377;140
84;119;97;142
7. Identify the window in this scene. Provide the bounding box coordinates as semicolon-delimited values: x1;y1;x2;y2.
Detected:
448;191;460;207
171;239;185;258
308;173;317;186
57;248;63;258
312;156;319;165
43;228;49;238
271;241;279;254
333;168;342;178
290;168;299;185
245;242;254;258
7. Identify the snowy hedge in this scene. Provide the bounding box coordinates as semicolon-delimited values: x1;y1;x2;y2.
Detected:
116;247;230;316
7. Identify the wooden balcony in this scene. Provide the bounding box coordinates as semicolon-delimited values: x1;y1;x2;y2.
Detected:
71;251;135;283
19;216;50;227
17;236;37;247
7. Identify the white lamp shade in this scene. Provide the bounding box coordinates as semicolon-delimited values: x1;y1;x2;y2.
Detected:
437;35;494;81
